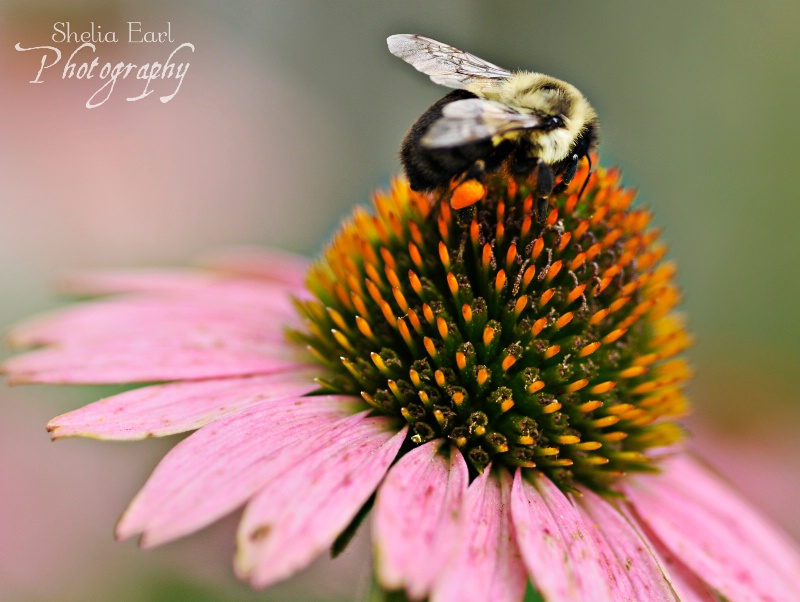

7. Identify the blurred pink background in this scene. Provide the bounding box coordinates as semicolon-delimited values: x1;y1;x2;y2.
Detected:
1;4;365;600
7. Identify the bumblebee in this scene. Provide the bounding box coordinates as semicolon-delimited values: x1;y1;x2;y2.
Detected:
388;34;598;217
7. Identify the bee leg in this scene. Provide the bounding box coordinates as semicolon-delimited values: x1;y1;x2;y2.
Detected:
448;158;490;217
535;163;555;198
531;162;554;223
463;159;487;183
552;154;579;194
535;197;550;223
577;153;593;200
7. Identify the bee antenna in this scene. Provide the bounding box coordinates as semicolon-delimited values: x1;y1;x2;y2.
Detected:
577;154;593;200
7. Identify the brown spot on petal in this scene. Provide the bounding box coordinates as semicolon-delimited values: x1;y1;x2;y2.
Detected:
249;524;272;542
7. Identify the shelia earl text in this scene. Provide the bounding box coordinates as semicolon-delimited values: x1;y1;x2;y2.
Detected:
52;21;174;44
15;22;193;109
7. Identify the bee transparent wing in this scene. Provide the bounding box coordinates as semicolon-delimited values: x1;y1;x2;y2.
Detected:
421;98;547;148
387;34;512;90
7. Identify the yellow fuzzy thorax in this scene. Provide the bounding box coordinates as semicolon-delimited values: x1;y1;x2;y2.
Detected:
474;72;596;164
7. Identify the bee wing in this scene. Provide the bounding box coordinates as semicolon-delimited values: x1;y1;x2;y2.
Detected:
421;98;547;148
387;34;512;91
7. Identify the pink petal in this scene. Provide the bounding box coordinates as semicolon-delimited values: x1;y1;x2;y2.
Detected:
4;339;311;384
46;369;320;440
116;395;364;545
576;489;680;601
373;440;468;600
235;421;407;589
8;290;298;350
432;468;527;602
197;246;310;287
627;511;719;602
624;454;800;601
58;269;230;296
510;470;616;602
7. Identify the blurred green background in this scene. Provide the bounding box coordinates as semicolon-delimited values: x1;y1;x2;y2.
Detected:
2;1;799;600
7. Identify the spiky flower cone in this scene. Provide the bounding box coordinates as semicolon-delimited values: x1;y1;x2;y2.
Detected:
6;158;800;601
296;162;692;491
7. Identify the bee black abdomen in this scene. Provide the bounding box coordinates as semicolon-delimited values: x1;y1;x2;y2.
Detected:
401;90;501;192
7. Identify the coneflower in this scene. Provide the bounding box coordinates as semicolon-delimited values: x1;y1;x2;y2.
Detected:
5;164;799;601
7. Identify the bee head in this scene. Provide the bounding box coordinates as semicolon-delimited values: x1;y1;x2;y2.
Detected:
500;72;597;163
544;115;565;131
503;74;574;121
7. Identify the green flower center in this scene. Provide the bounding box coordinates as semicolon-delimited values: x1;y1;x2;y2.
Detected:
293;165;691;491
